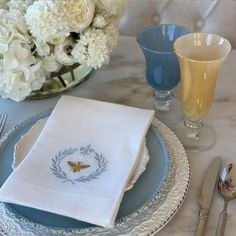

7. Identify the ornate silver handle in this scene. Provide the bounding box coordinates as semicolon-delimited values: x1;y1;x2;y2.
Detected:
195;208;209;236
215;204;228;236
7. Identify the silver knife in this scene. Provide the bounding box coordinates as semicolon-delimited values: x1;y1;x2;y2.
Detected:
195;157;221;236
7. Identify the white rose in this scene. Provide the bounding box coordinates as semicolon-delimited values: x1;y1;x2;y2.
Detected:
54;39;76;66
65;0;95;32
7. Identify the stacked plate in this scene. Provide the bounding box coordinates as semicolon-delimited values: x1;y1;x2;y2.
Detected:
0;110;190;235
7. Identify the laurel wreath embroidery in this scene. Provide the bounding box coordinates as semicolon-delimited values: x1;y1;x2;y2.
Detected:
50;146;107;184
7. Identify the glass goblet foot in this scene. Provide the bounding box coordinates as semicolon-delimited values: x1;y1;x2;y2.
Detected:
173;120;216;151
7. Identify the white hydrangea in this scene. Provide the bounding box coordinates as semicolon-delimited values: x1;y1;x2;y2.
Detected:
0;9;31;54
72;28;110;69
25;0;70;44
0;63;46;101
41;54;61;73
8;0;34;13
0;40;46;101
33;39;50;56
0;9;47;101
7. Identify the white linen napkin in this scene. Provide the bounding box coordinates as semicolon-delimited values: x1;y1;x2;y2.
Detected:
0;96;154;227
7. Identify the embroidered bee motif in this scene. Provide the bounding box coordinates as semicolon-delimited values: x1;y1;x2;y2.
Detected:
67;161;90;173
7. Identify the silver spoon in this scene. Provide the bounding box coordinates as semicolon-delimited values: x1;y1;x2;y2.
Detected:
216;163;236;236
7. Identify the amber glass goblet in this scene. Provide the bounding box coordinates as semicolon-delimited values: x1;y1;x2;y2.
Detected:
173;33;231;151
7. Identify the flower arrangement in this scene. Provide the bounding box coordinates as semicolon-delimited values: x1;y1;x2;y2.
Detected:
0;0;127;101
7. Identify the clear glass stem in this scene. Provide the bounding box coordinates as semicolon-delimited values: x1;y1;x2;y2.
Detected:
172;119;215;151
184;119;203;140
153;90;173;112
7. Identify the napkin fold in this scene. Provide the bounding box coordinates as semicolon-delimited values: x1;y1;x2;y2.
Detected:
0;96;154;227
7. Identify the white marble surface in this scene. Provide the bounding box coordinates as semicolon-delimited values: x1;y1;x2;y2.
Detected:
1;36;236;235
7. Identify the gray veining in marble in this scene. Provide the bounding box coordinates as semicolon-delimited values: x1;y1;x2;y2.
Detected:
0;36;236;236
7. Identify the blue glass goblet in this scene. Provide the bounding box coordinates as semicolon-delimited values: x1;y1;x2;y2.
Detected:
137;24;190;124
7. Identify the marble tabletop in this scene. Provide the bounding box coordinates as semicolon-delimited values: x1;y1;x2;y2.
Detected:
0;36;236;236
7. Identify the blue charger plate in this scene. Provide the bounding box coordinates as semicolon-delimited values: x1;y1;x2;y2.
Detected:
0;110;170;232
